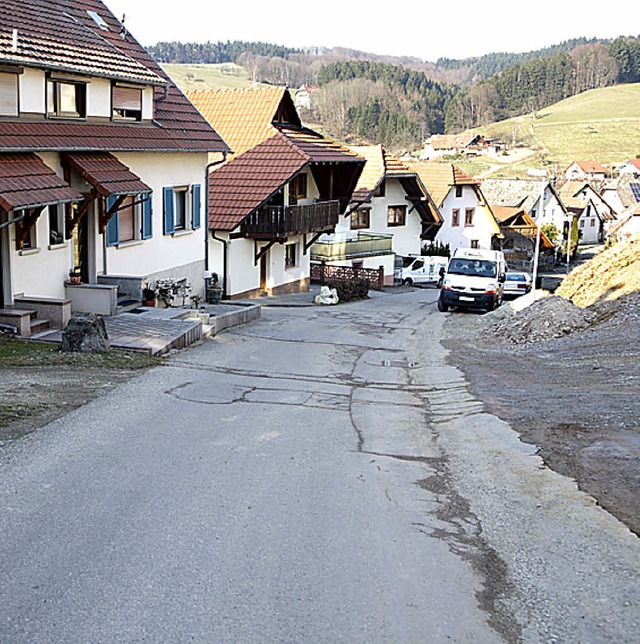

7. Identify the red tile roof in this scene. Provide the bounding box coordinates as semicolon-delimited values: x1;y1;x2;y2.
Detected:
209;133;308;231
0;0;228;154
209;129;365;231
0;153;82;211
62;152;151;196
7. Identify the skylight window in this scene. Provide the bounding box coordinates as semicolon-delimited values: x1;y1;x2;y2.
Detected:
87;10;109;30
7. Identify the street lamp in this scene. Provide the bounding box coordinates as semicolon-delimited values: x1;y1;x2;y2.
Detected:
527;169;547;298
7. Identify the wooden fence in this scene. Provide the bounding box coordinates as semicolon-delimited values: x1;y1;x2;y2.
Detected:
310;264;385;291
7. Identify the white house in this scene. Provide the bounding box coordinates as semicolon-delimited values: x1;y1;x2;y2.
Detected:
558;181;615;245
0;0;228;333
412;163;502;252
564;161;607;183
188;87;364;299
617;159;640;178
481;177;568;237
419;133;486;160
311;145;442;285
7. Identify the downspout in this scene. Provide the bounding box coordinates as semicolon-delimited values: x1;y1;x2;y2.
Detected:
205;153;228;293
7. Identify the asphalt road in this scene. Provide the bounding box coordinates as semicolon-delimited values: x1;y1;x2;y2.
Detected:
1;288;638;642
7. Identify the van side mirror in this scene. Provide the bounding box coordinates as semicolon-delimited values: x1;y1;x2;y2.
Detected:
439;267;445;277
498;273;506;283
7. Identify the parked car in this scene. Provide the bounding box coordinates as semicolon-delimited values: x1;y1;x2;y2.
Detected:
503;271;532;298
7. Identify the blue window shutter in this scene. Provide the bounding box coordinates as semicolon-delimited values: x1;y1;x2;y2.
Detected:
105;196;119;246
163;187;174;235
192;184;201;229
141;194;153;239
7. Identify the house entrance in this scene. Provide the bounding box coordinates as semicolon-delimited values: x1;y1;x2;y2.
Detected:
260;252;268;293
72;200;95;283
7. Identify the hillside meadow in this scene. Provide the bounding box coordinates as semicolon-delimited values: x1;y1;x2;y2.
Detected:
479;83;640;168
161;63;260;91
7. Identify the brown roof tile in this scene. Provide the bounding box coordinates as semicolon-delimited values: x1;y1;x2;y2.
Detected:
0;0;228;154
186;87;295;156
62;152;151;196
0;152;81;211
410;162;479;206
349;145;416;202
209;133;308;231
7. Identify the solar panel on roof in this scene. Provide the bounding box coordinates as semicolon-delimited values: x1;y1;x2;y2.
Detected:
630;183;640;202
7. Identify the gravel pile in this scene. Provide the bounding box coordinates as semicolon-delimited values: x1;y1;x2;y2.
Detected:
483;295;597;344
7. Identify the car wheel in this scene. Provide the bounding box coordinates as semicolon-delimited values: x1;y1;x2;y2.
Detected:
403;278;413;286
437;299;449;312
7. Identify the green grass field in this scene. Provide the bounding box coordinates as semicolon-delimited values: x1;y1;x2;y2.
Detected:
479;83;640;168
162;63;263;92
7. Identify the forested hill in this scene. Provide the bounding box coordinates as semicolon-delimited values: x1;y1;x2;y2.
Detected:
151;37;640;151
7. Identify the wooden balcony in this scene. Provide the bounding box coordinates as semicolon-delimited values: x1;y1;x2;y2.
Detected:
241;200;340;239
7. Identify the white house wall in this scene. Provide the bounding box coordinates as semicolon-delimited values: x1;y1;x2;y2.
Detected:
435;185;495;250
210;169;318;298
86;77;111;118
106;152;209;292
16;69;153;121
9;152;73;300
19;68;45;114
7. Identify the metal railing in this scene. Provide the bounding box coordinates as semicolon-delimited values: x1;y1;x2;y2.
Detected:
310;232;393;261
310;263;385;291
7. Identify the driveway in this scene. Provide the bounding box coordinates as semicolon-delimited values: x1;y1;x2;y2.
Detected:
0;287;637;642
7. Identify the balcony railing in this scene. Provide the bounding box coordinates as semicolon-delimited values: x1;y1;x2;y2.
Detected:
241;200;340;238
310;232;394;261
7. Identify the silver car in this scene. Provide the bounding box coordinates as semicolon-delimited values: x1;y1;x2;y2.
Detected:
503;271;532;297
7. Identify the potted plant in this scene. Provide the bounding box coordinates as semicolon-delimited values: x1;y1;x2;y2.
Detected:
207;272;223;304
142;285;156;307
68;266;82;284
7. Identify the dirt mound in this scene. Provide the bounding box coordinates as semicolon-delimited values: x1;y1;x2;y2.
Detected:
556;237;640;307
483;295;596;344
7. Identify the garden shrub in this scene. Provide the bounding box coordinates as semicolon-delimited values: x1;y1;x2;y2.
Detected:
327;278;370;302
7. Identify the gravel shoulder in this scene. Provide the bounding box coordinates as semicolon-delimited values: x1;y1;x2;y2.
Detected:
443;292;640;535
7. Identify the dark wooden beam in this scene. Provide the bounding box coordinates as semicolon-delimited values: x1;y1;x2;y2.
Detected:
254;240;278;266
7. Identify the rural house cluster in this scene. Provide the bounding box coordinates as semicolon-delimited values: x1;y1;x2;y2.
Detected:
0;0;638;345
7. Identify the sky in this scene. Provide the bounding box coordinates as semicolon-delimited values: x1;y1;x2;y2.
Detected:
103;0;636;62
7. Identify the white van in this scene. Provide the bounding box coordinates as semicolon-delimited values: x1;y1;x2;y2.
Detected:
401;256;449;286
437;248;507;312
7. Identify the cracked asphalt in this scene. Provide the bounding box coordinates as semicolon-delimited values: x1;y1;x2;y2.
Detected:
0;288;638;642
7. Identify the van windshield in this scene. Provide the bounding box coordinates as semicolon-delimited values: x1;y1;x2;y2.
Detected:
448;259;497;278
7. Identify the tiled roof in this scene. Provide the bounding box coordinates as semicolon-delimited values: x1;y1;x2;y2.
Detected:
186;87;298;156
481;178;551;212
0;153;82;211
558;180;589;209
62;152;151;196
569;161;607;174
280;127;363;164
0;0;228;154
348;145;416;202
427;133;478;150
209;133;308;231
410;162;479;206
0;0;164;86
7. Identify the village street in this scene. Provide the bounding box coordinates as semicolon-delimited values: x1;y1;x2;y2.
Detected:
1;288;638;642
